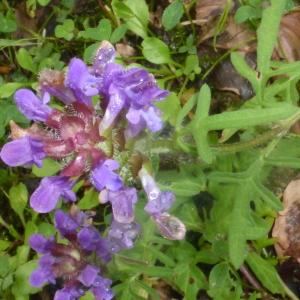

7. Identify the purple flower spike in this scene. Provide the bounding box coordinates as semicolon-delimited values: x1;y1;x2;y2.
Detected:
14;89;53;122
0;136;45;167
91;159;123;192
100;187;138;224
30;176;76;213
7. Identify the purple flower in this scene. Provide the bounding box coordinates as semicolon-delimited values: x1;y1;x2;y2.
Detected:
55;209;80;237
0;136;45;167
100;187;138;224
65;58;97;106
94;41;168;135
125;106;163;138
91;159;123;192
29;234;54;254
54;287;84;300
139;168;174;216
14;89;53;122
91;276;114;300
139;168;186;240
30;176;76;213
30;254;56;287
78;265;99;287
107;219;140;253
29;208;114;300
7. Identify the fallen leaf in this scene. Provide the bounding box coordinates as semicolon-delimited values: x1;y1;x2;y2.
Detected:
116;43;136;57
273;178;300;262
277;10;300;62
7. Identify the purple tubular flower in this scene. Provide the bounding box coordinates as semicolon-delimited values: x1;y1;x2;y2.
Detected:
14;89;53;122
65;58;97;106
95;41;168;135
55;210;79;237
91;276;114;300
29;234;54;254
139;168;174;216
30;254;56;287
0;136;45;167
107;219;140;253
92;41;116;76
91;159;123;192
100;187;138;224
30;176;76;213
39;69;77;105
54;287;84;300
125;105;163;138
139;168;186;240
78;265;99;287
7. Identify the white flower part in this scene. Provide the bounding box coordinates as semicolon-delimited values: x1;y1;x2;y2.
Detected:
138;167;161;201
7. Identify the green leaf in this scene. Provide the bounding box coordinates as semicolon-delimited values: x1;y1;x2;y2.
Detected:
0;13;17;33
251;180;283;211
32;158;61;177
78;188;99;210
208;263;231;299
162;0;184;30
201;104;298;130
228;186;249;269
80;19;112;41
174;263;207;300
257;0;287;74
55;19;75;41
0;240;11;251
83;42;100;64
11;260;40;297
231;52;258;92
175;93;197;129
246;252;285;294
183;55;201;76
124;0;149;28
169;178;204;197
110;24;128;43
142;37;171;64
234;6;261;24
38;0;51;6
0;83;26;99
16;48;36;73
156;92;181;125
9;183;28;226
195;84;211;120
112;0;148;38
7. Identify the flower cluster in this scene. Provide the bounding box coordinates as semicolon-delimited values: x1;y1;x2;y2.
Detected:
0;41;186;298
29;208;114;300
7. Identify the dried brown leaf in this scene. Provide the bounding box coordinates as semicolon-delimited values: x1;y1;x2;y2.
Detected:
116;43;136;57
277;10;300;62
273;179;300;262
